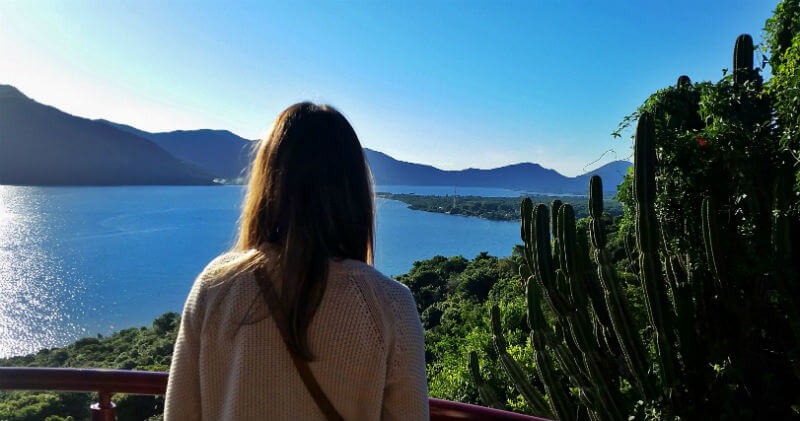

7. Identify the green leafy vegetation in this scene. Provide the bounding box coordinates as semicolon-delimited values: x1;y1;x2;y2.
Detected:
377;193;622;221
0;313;179;421
766;0;800;210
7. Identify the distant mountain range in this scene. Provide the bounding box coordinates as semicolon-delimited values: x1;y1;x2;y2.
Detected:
0;84;631;191
364;149;630;192
98;120;254;179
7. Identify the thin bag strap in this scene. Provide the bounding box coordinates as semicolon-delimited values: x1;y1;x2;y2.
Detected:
255;269;345;421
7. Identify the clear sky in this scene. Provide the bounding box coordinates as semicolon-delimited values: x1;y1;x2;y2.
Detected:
0;0;778;176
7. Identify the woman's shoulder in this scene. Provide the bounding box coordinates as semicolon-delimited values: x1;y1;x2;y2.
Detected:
329;259;415;307
188;250;260;309
197;250;256;285
330;258;402;285
188;250;264;324
329;259;423;355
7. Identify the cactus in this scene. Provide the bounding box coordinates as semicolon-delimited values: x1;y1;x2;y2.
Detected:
771;171;800;344
467;351;505;410
480;31;800;419
558;206;625;420
489;305;553;418
701;197;725;289
588;175;656;400
733;34;754;85
633;113;679;392
525;285;577;421
498;195;634;420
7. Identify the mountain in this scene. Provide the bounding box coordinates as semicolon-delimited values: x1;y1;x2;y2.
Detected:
0;85;213;186
100;121;254;179
572;160;632;190
91;124;629;192
364;149;631;192
0;83;629;190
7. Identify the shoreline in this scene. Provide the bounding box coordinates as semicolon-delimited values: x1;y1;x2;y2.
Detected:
376;192;622;221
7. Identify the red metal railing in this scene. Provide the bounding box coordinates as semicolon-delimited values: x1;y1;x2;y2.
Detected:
0;367;549;421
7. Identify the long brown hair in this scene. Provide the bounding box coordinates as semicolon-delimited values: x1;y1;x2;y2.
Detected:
233;102;374;360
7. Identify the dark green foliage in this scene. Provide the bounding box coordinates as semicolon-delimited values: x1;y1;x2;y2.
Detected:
0;392;81;421
589;176;656;402
377;193;623;221
617;30;800;419
0;313;179;421
765;0;800;210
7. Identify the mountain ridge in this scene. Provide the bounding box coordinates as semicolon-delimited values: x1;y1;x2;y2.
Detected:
99;120;254;179
0;84;214;186
363;148;630;192
1;84;630;190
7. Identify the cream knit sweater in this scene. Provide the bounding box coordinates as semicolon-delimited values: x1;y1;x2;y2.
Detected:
164;251;429;421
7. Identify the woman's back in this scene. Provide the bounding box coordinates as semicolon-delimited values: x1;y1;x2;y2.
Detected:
164;251;429;421
164;103;427;420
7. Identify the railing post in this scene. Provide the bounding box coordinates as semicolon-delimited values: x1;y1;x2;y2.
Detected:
90;391;116;421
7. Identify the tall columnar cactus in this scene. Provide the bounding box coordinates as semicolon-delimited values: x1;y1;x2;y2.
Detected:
467;351;505;410
588;175;656;400
733;34;754;85
633;112;679;392
489;304;553;418
701;197;725;289
494;196;634;420
489;115;696;419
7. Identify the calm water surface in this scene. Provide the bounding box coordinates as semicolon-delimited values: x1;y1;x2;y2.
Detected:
0;185;520;357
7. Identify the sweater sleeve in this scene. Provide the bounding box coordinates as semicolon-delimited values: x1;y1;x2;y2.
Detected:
381;285;429;421
164;274;206;421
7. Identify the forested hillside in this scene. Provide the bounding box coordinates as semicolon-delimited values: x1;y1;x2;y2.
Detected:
0;313;179;420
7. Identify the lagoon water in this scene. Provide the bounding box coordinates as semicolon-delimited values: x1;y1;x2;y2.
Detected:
0;185;521;357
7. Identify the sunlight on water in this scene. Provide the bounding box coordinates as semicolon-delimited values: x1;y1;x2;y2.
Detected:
0;186;89;357
0;185;520;358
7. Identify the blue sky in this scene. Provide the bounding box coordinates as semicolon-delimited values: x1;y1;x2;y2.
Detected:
0;0;778;176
